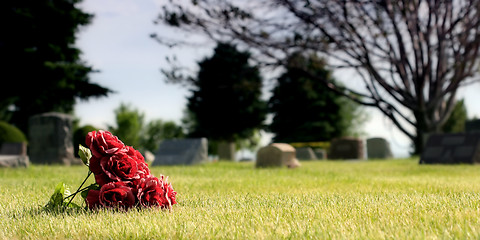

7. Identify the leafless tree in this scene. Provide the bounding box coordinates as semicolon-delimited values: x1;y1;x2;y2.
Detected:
156;0;480;154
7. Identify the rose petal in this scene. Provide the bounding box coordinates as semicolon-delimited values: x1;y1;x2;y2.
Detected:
85;190;101;210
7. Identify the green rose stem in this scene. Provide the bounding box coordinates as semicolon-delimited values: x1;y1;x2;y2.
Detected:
64;170;93;207
61;144;95;209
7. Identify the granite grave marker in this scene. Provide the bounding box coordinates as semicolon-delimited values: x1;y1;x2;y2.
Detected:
295;147;317;160
465;119;480;133
28;112;77;165
366;137;393;159
314;148;327;159
0;142;29;168
420;133;480;164
0;142;27;155
218;141;235;161
0;155;29;167
329;137;364;160
152;138;208;165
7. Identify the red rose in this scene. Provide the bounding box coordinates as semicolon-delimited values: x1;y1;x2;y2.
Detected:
85;189;101;210
125;145;145;162
124;146;151;178
88;146;150;186
92;172;111;187
99;182;136;209
88;155;102;175
86;130;125;158
87;155;114;186
161;175;177;207
90;150;145;186
84;155;107;208
135;175;177;209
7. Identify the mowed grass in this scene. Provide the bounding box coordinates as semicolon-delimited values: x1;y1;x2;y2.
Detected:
2;159;480;239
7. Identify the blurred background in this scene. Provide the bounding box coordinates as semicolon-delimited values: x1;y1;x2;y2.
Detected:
3;0;480;160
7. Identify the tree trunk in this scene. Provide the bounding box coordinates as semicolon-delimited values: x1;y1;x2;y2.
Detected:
412;111;441;155
413;131;429;156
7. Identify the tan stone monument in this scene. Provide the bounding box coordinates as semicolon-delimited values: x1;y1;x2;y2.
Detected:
256;143;300;168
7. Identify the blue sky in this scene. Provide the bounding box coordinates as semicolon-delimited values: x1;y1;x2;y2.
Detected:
74;0;480;158
75;0;212;127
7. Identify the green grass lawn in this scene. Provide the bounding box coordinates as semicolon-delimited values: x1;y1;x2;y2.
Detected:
2;159;480;239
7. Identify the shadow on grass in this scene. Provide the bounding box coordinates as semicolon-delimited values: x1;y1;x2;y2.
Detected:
8;205;169;220
9;205;91;219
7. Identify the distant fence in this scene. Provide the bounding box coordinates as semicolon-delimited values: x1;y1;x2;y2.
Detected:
289;141;330;150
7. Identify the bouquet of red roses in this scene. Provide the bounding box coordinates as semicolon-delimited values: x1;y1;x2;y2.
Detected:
45;130;177;211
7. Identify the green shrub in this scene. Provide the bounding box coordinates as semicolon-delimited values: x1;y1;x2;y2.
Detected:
0;121;27;144
73;125;98;157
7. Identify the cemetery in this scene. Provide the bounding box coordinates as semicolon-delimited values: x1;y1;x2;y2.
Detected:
2;113;480;238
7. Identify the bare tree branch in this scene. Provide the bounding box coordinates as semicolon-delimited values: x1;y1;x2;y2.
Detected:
156;0;480;153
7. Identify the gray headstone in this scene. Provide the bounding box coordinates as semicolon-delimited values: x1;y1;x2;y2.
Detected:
465;120;480;133
329;137;364;160
152;138;208;165
28;112;78;165
420;133;480;164
218;141;235;161
0;142;27;155
0;155;29;168
314;148;327;159
366;138;393;159
295;147;317;160
256;143;300;168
